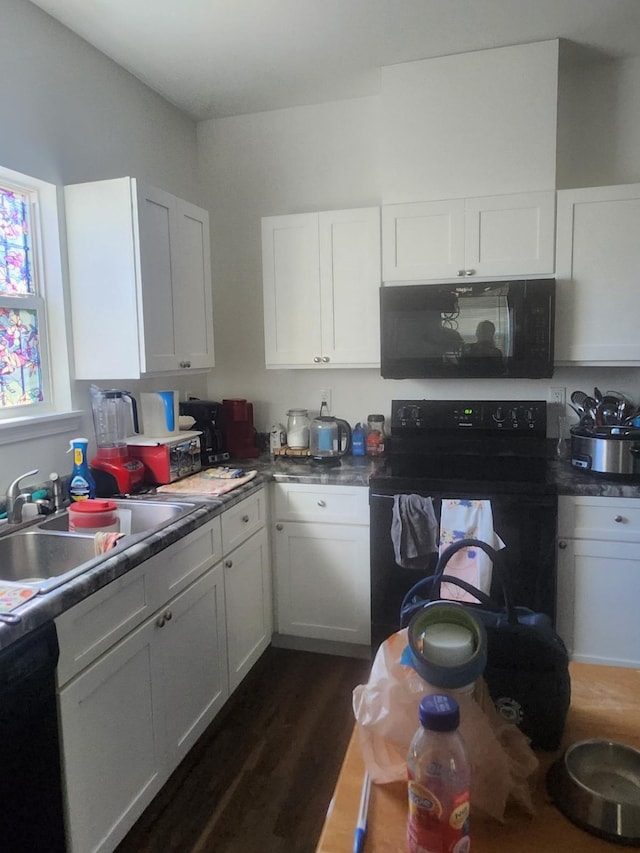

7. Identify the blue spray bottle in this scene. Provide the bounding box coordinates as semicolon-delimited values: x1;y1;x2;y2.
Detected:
68;437;96;501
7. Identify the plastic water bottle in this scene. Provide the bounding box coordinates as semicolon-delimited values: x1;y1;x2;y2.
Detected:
406;694;471;853
352;422;366;456
68;437;96;501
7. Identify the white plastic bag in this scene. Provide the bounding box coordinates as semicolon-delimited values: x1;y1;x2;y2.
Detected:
352;629;539;821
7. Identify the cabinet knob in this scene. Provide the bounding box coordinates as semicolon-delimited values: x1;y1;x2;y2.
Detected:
321;356;330;363
614;515;625;523
242;514;250;523
464;269;475;276
457;270;466;277
225;559;233;568
317;499;327;507
558;540;567;549
156;615;166;628
276;523;283;531
313;356;321;363
180;360;192;368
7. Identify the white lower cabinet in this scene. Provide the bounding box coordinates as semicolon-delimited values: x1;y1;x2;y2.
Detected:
56;487;272;853
556;496;640;667
272;483;371;646
224;527;272;692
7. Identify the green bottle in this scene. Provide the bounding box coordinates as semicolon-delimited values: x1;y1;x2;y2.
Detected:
68;437;96;501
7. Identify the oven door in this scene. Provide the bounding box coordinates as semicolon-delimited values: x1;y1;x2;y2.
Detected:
369;484;558;649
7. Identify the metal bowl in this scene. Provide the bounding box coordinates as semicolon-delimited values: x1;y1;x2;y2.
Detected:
547;739;640;845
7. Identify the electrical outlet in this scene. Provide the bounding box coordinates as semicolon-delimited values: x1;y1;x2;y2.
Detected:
319;388;332;411
549;387;566;408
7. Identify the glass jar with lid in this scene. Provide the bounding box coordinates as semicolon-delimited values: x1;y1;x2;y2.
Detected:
366;414;386;456
286;409;310;448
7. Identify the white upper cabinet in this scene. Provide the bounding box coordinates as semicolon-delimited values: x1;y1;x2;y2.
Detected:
262;207;381;368
555;183;640;364
65;177;214;379
381;41;559;204
382;191;556;282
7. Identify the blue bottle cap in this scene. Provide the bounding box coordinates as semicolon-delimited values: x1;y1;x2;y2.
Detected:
419;694;460;731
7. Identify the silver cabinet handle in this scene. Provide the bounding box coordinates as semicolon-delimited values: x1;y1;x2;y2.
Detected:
179;360;192;368
165;610;172;621
464;269;475;276
558;540;567;549
614;515;624;523
276;523;284;531
313;356;321;363
156;615;166;628
321;356;330;363
225;559;233;568
457;270;466;276
242;514;250;523
317;499;327;507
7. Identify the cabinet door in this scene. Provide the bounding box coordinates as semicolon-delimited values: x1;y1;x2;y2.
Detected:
556;538;640;667
381;199;465;281
555;183;640;363
224;528;273;692
464;191;555;277
262;213;322;366
174;199;215;369
136;181;181;373
318;207;381;365
274;521;370;645
59;618;164;853
159;564;228;766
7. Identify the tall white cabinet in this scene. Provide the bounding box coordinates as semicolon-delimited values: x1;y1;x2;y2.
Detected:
555;183;640;364
261;207;381;368
65;177;215;379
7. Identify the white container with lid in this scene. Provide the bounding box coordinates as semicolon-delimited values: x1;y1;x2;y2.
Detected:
286;409;310;448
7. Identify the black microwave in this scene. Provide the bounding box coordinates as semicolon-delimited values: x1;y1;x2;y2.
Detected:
380;279;555;379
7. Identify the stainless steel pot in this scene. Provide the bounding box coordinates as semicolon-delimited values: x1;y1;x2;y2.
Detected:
571;427;640;476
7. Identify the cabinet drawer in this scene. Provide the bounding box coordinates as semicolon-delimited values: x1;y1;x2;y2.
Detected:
273;483;369;524
558;496;640;542
56;556;161;686
221;488;267;553
162;517;223;597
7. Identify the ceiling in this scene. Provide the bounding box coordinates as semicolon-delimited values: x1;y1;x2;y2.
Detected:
28;0;640;121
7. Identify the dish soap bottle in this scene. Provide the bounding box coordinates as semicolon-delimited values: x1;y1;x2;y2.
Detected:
68;437;96;501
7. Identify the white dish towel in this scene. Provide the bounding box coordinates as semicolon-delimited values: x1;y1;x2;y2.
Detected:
438;499;505;603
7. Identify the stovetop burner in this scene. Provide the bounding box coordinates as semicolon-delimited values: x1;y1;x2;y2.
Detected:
370;399;554;494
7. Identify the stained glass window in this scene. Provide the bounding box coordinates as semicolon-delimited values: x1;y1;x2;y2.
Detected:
0;185;44;410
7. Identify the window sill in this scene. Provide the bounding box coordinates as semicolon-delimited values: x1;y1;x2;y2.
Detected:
0;410;84;446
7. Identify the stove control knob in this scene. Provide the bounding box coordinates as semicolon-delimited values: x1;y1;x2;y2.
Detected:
493;407;506;422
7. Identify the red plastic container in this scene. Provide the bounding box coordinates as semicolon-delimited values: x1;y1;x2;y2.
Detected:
68;499;119;533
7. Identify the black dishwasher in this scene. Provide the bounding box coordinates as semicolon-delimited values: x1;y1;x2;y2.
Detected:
0;621;66;853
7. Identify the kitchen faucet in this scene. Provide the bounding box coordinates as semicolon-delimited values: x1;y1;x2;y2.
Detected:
5;468;38;524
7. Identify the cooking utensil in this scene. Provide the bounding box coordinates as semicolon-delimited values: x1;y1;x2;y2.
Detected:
547;739;640;845
594;386;603;405
570;390;588;413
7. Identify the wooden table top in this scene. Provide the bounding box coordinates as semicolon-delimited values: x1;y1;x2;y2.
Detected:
316;662;640;853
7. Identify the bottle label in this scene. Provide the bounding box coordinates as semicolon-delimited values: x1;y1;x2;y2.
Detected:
69;475;91;501
73;447;84;466
407;778;470;853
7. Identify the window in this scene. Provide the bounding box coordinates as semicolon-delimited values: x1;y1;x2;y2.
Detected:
0;164;79;442
0;183;47;408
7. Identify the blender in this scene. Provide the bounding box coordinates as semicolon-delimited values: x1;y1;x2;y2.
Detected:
89;386;146;495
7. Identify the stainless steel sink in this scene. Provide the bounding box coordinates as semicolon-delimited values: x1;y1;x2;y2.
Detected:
0;530;100;586
0;498;202;594
38;498;199;535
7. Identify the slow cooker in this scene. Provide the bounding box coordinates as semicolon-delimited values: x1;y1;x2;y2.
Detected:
571;426;640;476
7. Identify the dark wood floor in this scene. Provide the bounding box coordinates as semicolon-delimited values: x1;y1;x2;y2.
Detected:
116;646;371;853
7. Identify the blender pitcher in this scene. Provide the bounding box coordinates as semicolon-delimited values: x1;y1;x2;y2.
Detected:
90;385;139;449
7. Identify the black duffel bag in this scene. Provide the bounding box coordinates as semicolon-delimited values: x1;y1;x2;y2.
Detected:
400;538;571;751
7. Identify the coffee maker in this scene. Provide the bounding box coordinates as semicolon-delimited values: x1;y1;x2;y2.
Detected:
222;398;259;458
179;399;230;467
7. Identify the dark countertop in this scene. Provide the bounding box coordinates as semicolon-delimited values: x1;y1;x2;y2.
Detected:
2;453;637;651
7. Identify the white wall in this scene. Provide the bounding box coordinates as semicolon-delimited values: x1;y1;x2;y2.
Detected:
198;56;640;436
0;0;208;484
